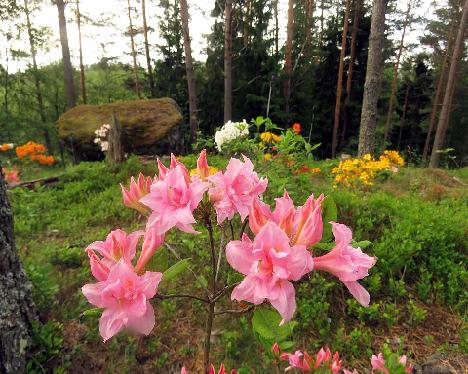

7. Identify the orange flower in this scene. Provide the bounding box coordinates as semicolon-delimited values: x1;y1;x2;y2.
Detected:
292;123;301;134
15;141;47;159
0;143;14;151
30;154;55;165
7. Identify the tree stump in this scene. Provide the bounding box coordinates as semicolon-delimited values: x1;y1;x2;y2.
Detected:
107;112;124;164
0;162;38;373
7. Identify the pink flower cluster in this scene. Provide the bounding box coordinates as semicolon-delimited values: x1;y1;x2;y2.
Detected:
227;192;375;323
275;343;413;374
276;345;346;373
82;150;376;343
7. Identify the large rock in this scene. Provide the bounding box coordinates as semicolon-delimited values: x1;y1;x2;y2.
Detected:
414;353;468;374
57;98;185;160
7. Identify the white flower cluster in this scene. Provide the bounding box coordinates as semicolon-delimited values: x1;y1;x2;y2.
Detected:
94;124;111;152
214;120;249;152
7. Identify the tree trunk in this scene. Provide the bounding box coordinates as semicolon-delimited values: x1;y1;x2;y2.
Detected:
304;0;315;57
274;0;279;56
243;0;251;48
397;83;410;149
107;113;124;164
179;0;199;143
422;15;456;161
56;0;76;109
332;0;351;158
75;0;87;104
141;0;155;97
382;1;411;146
283;0;294;115
127;0;141;98
341;0;361;148
319;0;325;46
429;0;468;168
358;0;387;157
224;0;233;123
23;0;53;154
0;164;38;373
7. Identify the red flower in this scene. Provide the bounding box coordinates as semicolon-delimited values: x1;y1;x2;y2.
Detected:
292;123;301;134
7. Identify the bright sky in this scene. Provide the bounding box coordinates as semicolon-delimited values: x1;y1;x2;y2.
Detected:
1;0;437;73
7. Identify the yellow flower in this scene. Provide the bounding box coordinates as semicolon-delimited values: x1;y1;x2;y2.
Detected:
264;153;272;161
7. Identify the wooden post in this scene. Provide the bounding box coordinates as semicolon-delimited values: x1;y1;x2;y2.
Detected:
107;113;124;164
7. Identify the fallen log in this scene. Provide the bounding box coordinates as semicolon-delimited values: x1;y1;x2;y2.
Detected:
8;175;61;189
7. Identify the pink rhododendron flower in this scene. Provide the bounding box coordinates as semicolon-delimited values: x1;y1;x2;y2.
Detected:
371;353;389;374
315;347;331;368
272;342;281;357
281;350;312;372
226;222;313;324
120;173;154;214
196;149;210;181
208;156;267;224
82;260;162;341
331;352;342;374
371;353;413;373
249;191;324;248
86;229;144;281
314;222;376;306
140;160;210;235
344;370;359;374
135;227;165;273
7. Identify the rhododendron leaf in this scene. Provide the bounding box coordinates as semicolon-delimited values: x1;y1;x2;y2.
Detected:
252;307;296;343
314;242;335;251
161;258;192;284
81;308;102;318
353;240;372;249
145;246;168;272
279;340;296;351
321;196;337;242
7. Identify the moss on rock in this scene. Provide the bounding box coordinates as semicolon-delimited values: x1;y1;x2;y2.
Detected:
57;98;183;154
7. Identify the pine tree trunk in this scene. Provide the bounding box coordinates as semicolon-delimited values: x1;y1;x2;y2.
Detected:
179;0;199;143
224;0;233;123
422;15;456;161
332;0;351;158
141;0;155;97
56;0;76;109
127;0;141;98
0;164;38;373
397;83;410;149
357;0;387;157
341;0;361;148
76;0;87;104
243;0;251;48
304;0;315;57
283;0;294;115
274;0;279;56
24;0;53;154
382;1;411;146
429;0;468;168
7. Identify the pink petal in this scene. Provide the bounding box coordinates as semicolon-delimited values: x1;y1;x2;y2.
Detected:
344;281;370;306
99;308;124;342
126;301;155;336
226;235;254;275
269;280;296;325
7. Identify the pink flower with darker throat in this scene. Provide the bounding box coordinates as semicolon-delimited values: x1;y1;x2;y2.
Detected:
314;222;376;306
281;350;312;372
226;222;313;324
208;156;267;224
120;173;154;214
82;260;162;341
249;191;324;247
140;156;210;235
86;229;144;281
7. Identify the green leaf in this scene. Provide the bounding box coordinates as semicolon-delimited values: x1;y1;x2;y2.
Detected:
352;240;372;249
161;258;192;284
321;196;338;242
80;308;102;318
145;246;168;272
252;307;296;343
314;241;335;251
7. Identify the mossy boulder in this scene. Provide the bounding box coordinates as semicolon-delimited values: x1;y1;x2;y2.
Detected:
57;98;184;160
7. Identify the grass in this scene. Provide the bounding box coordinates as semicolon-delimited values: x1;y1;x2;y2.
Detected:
7;155;467;373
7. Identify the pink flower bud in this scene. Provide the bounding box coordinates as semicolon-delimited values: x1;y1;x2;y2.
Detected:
121;173;154;214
